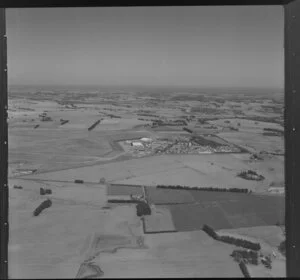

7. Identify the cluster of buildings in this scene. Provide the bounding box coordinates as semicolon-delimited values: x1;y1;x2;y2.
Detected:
123;135;238;157
158;142;237;155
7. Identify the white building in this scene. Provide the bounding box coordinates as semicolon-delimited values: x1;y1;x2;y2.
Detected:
140;137;152;142
131;142;144;148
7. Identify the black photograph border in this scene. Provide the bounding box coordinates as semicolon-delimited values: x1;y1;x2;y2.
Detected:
1;1;299;278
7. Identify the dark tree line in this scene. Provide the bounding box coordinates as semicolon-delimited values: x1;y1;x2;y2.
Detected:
60;120;69;125
202;224;261;251
183;127;193;133
107;199;139;204
33;199;52;216
219;235;261;251
239;260;251;278
157;184;250;193
88;119;101;131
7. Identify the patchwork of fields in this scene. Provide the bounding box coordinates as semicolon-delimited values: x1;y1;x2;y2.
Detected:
108;184;284;233
8;89;285;278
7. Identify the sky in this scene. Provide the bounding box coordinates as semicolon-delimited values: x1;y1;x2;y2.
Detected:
6;6;284;89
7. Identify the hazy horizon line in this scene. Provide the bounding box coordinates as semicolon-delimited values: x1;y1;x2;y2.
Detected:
8;84;284;91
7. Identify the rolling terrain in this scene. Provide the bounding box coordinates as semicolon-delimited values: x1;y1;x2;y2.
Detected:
8;87;285;278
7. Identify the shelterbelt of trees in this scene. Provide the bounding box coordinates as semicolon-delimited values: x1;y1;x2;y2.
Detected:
202;224;261;251
156;185;250;193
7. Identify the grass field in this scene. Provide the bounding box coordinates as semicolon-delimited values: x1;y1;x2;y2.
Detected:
9;180;143;279
217;131;284;154
217;226;284;248
143;206;176;233
20;152;284;195
94;230;243;278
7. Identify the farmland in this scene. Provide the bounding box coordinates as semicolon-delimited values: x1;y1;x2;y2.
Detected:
8;86;284;278
144;188;284;232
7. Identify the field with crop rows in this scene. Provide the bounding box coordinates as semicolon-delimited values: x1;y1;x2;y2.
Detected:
107;184;143;196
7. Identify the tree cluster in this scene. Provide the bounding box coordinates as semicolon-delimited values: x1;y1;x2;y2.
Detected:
230;249;259;265
237;170;265;181
136;201;152;217
261;255;272;269
74;179;84;184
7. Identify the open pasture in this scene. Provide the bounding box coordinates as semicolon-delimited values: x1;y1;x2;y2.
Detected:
50;184;107;206
112;154;283;192
93;118;149;131
97;230;243;278
143;206;176;233
217;226;284;249
20;152;284;194
107;130;153;141
9;178;142;279
23;155;183;183
208;118;283;132
112;167;218;187
217;131;284;154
